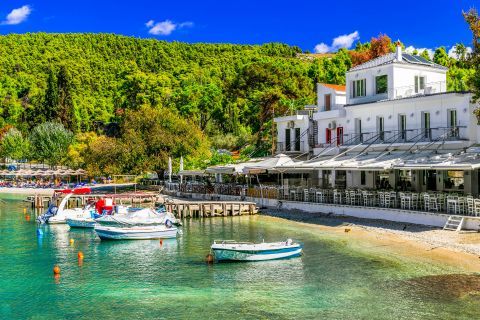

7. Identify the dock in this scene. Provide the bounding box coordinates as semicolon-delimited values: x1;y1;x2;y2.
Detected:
27;193;258;219
165;200;258;218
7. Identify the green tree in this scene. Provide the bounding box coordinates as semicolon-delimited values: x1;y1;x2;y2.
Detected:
30;122;74;166
420;50;431;61
433;47;451;67
0;128;30;161
463;8;480;103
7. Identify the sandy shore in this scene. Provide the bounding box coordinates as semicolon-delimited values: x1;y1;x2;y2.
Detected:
262;209;480;272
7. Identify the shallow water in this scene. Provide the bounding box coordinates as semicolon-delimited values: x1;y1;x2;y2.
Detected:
1;199;479;319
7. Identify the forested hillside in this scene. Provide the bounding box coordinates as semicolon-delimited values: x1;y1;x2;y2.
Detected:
0;32;475;175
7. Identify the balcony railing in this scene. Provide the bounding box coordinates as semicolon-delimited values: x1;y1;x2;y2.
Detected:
342;126;467;146
276;140;307;153
348;81;447;105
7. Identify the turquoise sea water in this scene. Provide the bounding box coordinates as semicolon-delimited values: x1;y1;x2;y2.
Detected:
1;199;480;320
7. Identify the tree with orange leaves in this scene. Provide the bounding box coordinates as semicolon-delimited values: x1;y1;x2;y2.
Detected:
350;34;395;67
463;8;480;103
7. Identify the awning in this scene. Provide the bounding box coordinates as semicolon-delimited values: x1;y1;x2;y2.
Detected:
393;153;480;171
179;170;206;176
242;154;296;174
205;159;263;175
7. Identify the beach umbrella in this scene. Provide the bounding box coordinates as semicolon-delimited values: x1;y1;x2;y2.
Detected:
179;156;184;183
74;169;86;175
168;157;172;183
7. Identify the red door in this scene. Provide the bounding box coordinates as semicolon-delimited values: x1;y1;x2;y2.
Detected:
326;129;332;144
336;127;344;146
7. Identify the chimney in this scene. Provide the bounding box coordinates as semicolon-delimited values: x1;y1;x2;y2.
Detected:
395;40;402;61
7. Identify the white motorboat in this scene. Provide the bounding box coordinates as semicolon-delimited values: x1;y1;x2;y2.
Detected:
211;239;302;262
95;208;180;227
94;225;178;240
66;216;96;228
38;194;98;224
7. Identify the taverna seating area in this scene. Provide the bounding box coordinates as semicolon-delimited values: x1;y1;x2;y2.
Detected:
165;182;480;217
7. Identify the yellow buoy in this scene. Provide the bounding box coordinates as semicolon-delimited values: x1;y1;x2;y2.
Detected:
69;239;75;245
23;208;27;214
53;265;61;275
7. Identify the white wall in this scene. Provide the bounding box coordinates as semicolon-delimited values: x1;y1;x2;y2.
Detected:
343;93;473;141
346;62;447;105
274;115;310;152
317;85;346;111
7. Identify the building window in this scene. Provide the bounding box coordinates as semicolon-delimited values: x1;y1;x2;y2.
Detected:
414;76;425;93
375;75;388;94
360;171;366;185
352;79;366;98
398;114;407;141
444;171;464;190
422;112;431;139
448;109;458;137
324;94;331;111
377;116;384;141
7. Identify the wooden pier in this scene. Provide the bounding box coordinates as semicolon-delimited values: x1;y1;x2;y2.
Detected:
27;193;258;219
165;200;258;218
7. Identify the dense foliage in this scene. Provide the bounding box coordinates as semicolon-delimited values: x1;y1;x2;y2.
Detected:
0;30;476;174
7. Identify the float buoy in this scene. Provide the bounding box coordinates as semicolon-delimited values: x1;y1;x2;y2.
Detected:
205;253;214;264
25;215;30;221
53;265;61;275
37;229;43;236
77;251;84;260
69;239;75;245
159;239;163;246
23;208;27;214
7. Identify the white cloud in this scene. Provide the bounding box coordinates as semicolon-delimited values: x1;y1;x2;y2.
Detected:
404;46;434;59
313;43;330;54
447;45;472;59
146;19;193;36
179;21;194;28
145;20;155;28
313;31;360;53
2;5;31;25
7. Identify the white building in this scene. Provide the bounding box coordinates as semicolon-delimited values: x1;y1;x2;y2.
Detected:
274;44;480;195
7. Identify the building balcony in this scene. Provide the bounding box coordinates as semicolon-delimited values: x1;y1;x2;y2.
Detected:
347;81;447;106
276;140;309;154
341;126;468;146
312;108;346;120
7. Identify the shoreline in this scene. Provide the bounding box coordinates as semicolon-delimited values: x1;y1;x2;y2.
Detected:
262;208;480;272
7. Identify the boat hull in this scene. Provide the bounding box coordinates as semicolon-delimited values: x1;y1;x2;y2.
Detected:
66;218;96;228
94;226;178;240
212;246;302;261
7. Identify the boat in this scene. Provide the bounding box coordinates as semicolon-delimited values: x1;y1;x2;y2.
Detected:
37;191;113;225
94;225;178;240
210;239;302;262
95;207;180;227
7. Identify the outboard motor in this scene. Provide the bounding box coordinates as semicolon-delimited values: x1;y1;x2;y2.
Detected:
36;204;58;224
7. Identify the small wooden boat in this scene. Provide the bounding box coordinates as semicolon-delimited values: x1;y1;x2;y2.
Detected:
211;239;302;262
94;225;178;240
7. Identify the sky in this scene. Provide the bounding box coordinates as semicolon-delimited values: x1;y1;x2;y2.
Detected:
0;0;477;56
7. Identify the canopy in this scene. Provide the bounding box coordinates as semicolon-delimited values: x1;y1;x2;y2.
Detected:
242;154;295;174
178;169;206;176
205;159;264;175
393;152;480;171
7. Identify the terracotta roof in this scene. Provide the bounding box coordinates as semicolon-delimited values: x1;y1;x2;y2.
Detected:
320;83;346;92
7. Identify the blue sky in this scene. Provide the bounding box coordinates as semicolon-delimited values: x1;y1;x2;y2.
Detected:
0;0;477;55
